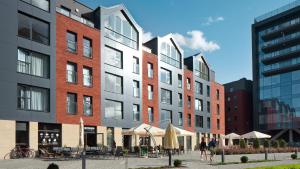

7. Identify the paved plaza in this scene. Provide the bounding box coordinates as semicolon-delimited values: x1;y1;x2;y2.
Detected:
0;152;299;169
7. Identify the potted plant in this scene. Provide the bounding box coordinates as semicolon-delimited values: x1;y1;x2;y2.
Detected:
174;159;182;167
240;156;248;163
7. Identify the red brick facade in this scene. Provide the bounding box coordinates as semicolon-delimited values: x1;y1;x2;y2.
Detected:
184;69;195;131
142;51;159;127
56;13;101;126
210;82;225;135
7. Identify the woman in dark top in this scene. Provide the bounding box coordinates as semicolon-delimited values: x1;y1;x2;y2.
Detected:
199;137;207;161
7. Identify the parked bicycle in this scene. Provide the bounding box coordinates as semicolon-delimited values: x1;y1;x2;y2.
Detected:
4;146;35;159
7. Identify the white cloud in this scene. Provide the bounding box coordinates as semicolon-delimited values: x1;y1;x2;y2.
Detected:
172;30;220;52
143;31;153;43
202;16;224;26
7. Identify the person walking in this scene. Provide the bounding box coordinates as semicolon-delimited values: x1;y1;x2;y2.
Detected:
199;137;207;161
208;138;216;162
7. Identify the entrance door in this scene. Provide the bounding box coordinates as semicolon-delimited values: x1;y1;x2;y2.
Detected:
84;126;96;147
16;122;29;148
123;135;131;150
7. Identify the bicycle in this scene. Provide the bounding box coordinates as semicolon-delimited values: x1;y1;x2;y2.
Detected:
4;146;35;159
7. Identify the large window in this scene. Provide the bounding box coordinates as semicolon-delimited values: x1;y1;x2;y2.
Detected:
161;109;172;123
18;12;50;45
105;73;123;94
83;96;92;116
195;81;203;95
66;62;77;83
83;37;92;58
133;81;140;98
16;122;29;146
67;31;77;53
133;57;139;74
133;104;140;121
195;115;203;128
83;67;92;87
160;42;181;68
161;89;172;104
178;112;183;126
22;0;50;11
104;46;123;68
105;99;123;119
17;48;49;78
160;68;171;84
104;13;138;49
17;84;49;112
67;93;77;114
148;85;153;100
194;61;209;81
195;99;203;111
148;107;154;123
148;63;153;78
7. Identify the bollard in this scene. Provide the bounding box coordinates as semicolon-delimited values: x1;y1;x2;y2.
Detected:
221;149;225;163
82;151;86;169
265;149;268;160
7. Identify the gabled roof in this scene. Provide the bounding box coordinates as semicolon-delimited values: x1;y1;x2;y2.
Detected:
159;33;184;55
187;53;210;69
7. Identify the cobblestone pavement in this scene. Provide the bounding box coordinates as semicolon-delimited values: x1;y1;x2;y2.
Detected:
0;152;299;169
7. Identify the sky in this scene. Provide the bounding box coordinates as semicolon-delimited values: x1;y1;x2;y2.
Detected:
79;0;295;84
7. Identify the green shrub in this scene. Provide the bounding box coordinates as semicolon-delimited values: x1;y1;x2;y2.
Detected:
239;139;246;149
240;156;248;163
271;140;279;148
47;163;59;169
253;138;260;149
291;153;297;160
174;159;182;167
279;139;287;148
263;139;270;148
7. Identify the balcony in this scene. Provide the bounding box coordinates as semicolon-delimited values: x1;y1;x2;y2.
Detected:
262;63;300;76
56;7;94;28
262;32;300;52
262;45;300;64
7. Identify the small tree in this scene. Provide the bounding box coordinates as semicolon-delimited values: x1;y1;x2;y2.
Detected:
240;139;246;149
271;140;279;148
279;139;287;148
240;156;249;163
47;163;59;169
253;138;260;149
263;139;270;148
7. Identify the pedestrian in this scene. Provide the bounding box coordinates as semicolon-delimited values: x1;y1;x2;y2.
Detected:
199;137;207;161
112;140;116;155
208;138;216;162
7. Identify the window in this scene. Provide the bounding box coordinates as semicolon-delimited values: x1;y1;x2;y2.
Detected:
178;112;183;126
148;85;153;100
17;48;49;78
188;114;191;127
207;101;210;113
227;97;231;102
83;37;92;58
105;99;123;119
195;115;203;128
104;46;123;68
16;122;29;146
133;57;139;74
133;104;140;121
148;63;153;78
22;0;50;11
18;12;49;45
160;42;182;68
186;78;191;90
160;68;171;84
67;31;77;52
216;89;220;100
105;73;123;94
66;62;77;83
148;107;154;123
195;81;203;95
207;117;211;129
195;99;203;111
217;104;220;115
83;96;92;116
217;119;220;130
161;109;172;123
194;61;209;81
178;74;182;88
83;67;92;87
17;84;49;112
207;85;210;97
133;80;140;98
161;89;172;104
187;96;191;108
178;93;182;107
67;93;77;114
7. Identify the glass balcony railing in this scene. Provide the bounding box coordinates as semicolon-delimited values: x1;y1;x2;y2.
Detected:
160;54;181;69
104;27;137;50
56;7;94;28
260;17;300;36
263;31;300;48
263;44;300;59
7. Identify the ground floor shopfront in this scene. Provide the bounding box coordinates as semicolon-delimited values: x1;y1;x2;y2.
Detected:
0;120;223;159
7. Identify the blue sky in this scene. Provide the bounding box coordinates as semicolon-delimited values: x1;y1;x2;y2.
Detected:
80;0;294;84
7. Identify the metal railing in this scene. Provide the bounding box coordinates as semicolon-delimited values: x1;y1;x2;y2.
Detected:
264;44;300;59
263;31;300;48
160;53;181;69
104;27;137;50
56;7;94;28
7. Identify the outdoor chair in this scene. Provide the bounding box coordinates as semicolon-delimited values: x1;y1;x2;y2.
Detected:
39;148;55;158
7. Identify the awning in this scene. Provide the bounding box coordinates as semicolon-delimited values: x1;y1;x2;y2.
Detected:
225;133;241;139
122;123;165;136
173;126;194;136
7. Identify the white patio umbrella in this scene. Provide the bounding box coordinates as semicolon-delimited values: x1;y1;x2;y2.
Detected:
228;137;234;147
218;135;225;148
173;126;194;136
225;133;241;139
241;131;271;139
122;123;165;136
79;117;84;148
164;123;179;166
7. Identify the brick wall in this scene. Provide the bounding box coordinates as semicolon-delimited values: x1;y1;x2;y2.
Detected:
210;82;225;135
56;13;101;126
184;69;195;131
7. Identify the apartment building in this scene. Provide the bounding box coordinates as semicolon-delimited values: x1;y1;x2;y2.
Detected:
0;0;225;158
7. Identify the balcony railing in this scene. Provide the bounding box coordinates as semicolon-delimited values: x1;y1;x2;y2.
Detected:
263;44;300;60
56;7;94;28
160;53;181;69
67;40;77;53
262;31;300;51
66;70;77;83
83;74;92;87
104;27;137;50
83;45;92;58
260;17;300;37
